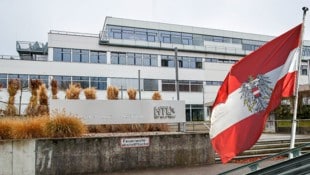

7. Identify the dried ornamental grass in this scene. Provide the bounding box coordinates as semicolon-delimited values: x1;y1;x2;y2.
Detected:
127;88;137;100
38;84;49;115
84;87;97;99
66;83;81;99
107;86;119;100
0;118;14;139
26;79;42;116
51;79;58;99
12;116;49;139
45;112;87;138
6;79;20;116
152;91;162;100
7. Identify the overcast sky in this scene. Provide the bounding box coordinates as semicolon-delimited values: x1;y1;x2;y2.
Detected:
0;0;309;55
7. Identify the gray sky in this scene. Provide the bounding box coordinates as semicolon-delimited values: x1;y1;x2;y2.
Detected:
0;0;309;55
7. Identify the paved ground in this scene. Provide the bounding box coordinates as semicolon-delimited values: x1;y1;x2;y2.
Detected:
98;133;310;175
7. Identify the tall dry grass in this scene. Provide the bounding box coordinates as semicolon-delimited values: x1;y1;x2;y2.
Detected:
0;118;14;139
46;112;87;138
84;87;97;99
26;79;42;116
127;88;137;100
107;86;119;100
6;79;20;116
0;113;87;139
66;83;81;99
51;79;58;99
38;84;49;115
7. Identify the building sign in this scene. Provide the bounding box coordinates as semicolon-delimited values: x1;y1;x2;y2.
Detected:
154;106;176;119
50;100;185;125
120;137;150;148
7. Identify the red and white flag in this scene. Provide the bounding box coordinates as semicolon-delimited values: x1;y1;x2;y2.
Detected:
210;24;302;163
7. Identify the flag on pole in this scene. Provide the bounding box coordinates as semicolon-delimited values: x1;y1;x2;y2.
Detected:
210;24;302;163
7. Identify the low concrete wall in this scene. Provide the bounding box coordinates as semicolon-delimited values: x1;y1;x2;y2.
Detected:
0;132;214;175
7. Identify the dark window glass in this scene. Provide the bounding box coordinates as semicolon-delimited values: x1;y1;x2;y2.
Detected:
135;53;142;66
213;36;223;42
144;79;158;91
53;48;71;62
162;80;175;91
0;74;7;88
301;65;308;75
179;80;190;92
72;76;89;88
171;32;182;44
193;34;204;46
143;54;151;66
119;53;126;65
150;55;157;66
182;33;193;45
135;29;147;41
232;38;242;44
91;77;107;90
122;27;135;40
98;52;107;63
147;30;157;42
53;48;62;61
111;53;119;64
127;53;135;65
190;81;203;92
161;31;171;43
72;49;81;62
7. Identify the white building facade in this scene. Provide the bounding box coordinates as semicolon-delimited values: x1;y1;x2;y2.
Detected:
1;17;310;121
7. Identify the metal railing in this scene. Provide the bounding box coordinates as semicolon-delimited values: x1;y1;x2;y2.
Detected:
219;143;310;175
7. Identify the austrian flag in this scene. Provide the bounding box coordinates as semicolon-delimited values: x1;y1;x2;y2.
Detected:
210;24;302;163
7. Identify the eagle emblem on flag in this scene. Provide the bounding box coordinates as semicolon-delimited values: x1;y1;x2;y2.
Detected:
240;74;272;113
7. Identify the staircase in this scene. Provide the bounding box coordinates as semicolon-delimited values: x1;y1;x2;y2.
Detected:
215;138;310;162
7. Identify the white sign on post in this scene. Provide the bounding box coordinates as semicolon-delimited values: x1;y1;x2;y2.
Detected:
50;99;185;125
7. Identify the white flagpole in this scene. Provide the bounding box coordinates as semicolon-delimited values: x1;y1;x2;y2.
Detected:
289;6;308;159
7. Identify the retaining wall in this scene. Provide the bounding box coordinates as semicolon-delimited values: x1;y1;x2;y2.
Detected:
0;132;214;175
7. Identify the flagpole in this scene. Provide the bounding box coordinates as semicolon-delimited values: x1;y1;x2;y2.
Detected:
289;6;308;159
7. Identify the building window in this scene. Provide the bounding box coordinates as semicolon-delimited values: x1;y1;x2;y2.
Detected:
303;46;310;56
110;78;140;90
143;54;151;66
72;76;89;88
122;27;135;40
143;79;158;91
171;32;182;44
186;104;204;121
190;81;203;92
53;48;71;62
90;77;107;90
111;52;126;65
127;53;135;65
179;80;190;92
135;53;143;66
206;81;223;86
0;74;7;88
72;49;89;63
90;51;107;63
162;80;175;91
301;65;308;75
182;33;193;45
135;29;147;41
161;55;175;67
147;30;157;42
160;31;171;43
53;76;71;90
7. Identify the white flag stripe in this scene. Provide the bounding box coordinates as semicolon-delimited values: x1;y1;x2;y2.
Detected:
210;48;299;139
